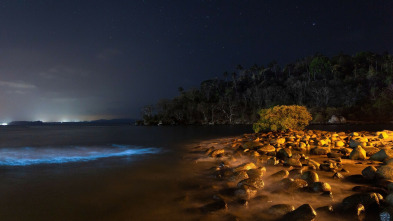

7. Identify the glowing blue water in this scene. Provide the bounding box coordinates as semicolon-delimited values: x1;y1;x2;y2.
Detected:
0;144;161;166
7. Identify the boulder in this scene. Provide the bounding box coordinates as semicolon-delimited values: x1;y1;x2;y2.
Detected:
349;146;367;160
258;145;276;154
268;204;295;216
246;167;266;179
234;185;257;200
335;140;345;147
285;179;308;191
349;138;365;148
333;172;344;179
307;159;320;169
228;171;249;182
270;169;289;180
284;158;302;167
289;168;303;179
311;147;331;155
201;199;228;213
237;177;264;189
363;147;380;156
267;157;279;166
277;148;292;160
370;149;393;162
233;162;257;172
277;138;286;145
376;165;393;180
339;116;346;123
301;171;319;185
281;204;317;221
210;149;225;157
362;166;377;180
311;182;332;192
341;193;380;210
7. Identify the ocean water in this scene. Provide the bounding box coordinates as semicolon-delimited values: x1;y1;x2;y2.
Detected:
0;125;251;221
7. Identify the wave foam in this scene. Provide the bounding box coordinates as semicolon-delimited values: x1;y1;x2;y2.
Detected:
0;145;161;166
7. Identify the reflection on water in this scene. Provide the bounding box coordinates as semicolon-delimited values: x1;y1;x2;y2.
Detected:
0;145;161;166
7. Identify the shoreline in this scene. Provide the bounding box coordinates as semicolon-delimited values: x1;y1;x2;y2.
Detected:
183;129;393;220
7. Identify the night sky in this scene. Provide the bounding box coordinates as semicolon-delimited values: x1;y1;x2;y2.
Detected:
0;0;392;122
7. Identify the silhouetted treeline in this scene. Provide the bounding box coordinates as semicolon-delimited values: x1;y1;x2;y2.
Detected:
141;51;393;125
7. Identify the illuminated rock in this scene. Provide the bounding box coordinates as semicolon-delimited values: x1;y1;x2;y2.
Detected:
237;177;264;189
209;149;225;158
349;146;366;160
233;162;257;172
311;182;332;192
301;171;319;185
228;171;249;182
246;167;266;179
257;145;276;155
284;158;302;167
269;169;289;180
234;185;257;200
311;147;330;155
335;140;345;147
281;204;317;221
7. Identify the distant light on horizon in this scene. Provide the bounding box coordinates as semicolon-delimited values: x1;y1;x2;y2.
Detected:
1;123;8;126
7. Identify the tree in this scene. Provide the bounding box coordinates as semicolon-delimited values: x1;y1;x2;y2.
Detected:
309;56;332;81
253;105;312;132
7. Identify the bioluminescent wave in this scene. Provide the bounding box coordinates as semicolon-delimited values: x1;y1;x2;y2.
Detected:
0;145;161;166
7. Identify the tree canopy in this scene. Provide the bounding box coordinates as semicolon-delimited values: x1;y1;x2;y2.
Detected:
141;51;393;125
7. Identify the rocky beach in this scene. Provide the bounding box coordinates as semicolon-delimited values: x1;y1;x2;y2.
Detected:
183;129;393;221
